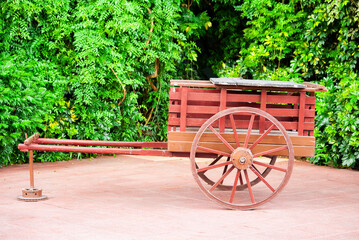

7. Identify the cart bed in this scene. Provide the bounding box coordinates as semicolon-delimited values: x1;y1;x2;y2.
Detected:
168;79;323;157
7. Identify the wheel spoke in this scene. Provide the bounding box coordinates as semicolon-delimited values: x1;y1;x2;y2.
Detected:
253;160;287;172
220;157;231;184
249;124;275;150
244;169;255;203
229;114;240;147
209;166;235;192
197;161;232;173
244;114;255;148
209;126;235;152
229;170;240;203
253;145;288;158
197;146;231;157
250;166;275;192
198;155;223;170
197;155;223;173
239;170;244;185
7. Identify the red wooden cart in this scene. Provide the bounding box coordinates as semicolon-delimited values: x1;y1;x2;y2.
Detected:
18;78;326;209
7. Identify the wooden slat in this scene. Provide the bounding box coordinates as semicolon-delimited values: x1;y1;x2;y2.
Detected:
171;91;313;105
168;132;315;146
219;88;227;132
180;87;188;131
168;118;315;131
226;93;261;103
168;83;316;136
169;105;315;118
260;90;267;133
169;105;220;114
168;141;314;157
266;108;315;117
170;80;326;92
298;92;306;136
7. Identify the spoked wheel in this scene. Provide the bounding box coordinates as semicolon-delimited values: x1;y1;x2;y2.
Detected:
190;107;294;210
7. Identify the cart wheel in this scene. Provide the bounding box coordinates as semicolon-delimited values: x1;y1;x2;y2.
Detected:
190;107;294;210
198;156;277;191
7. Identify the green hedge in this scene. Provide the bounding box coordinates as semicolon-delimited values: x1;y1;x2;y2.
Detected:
197;0;359;169
1;0;358;169
0;0;190;166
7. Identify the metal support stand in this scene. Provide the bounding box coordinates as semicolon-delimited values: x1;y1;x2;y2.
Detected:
18;150;47;201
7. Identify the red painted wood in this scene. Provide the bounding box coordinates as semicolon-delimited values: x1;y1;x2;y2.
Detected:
244;115;255;148
180;87;188;132
226;93;261;103
244;169;255;203
260;90;267;133
208;126;235;152
169;84;317;137
170;79;326;92
197;146;231;157
168;118;315;131
250;166;275;192
196;161;232;173
219;88;227;132
169;104;315;118
18;144;172;156
229;170;240;203
253;145;288;158
36;138;167;148
249;124;275;150
298;92;306;136
229;114;240;147
209;166;235;192
253;160;287;172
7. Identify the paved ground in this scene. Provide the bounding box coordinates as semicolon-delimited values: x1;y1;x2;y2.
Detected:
1;155;358;240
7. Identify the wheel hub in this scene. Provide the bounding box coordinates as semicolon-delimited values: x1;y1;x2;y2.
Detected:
231;147;253;170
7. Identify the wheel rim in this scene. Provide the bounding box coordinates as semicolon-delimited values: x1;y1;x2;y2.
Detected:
190;107;294;210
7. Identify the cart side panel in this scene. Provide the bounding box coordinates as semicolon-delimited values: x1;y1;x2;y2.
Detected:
168;81;317;157
167;132;315;157
168;86;316;135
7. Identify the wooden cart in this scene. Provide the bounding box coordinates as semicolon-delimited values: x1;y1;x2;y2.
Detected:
18;78;326;209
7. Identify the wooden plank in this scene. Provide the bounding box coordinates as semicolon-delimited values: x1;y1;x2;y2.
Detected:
19;144;173;156
180;87;188;131
298;92;306;136
170;79;325;92
260;90;267;133
219;88;227;132
169;105;220;114
168;118;315;131
266;108;315;117
168;141;314;157
168;132;315;146
169;104;315;118
170;80;215;88
226;93;261;103
188;92;221;102
210;78;306;89
37;138;168;148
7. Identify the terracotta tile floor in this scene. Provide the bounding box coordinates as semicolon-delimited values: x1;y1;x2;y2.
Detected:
1;155;358;240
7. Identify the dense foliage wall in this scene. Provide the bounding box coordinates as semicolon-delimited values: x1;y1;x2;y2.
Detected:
0;0;192;165
194;0;359;169
1;0;358;169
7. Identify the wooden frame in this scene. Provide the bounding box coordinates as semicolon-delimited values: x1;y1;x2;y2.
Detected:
168;80;325;157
